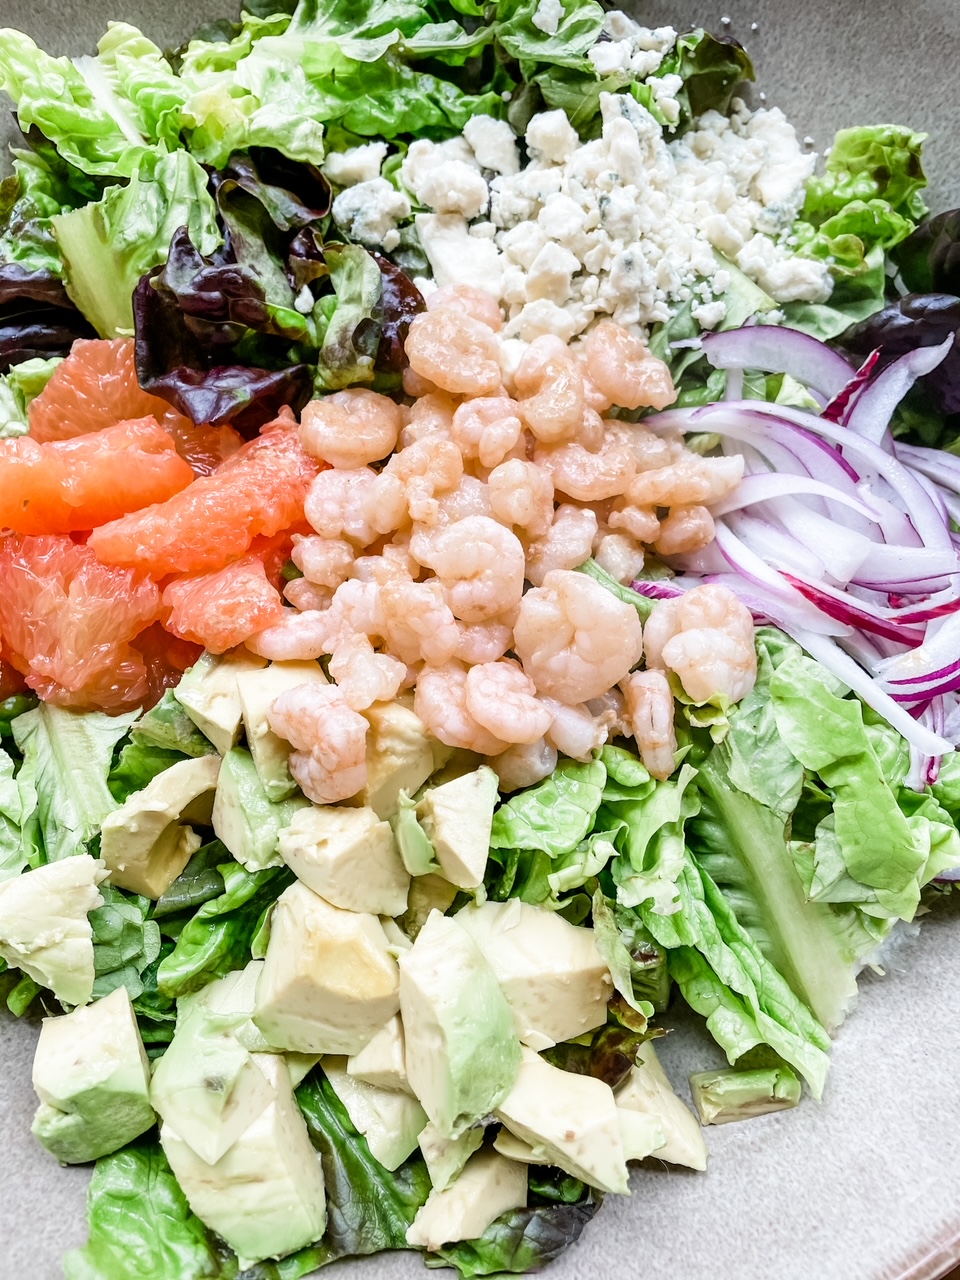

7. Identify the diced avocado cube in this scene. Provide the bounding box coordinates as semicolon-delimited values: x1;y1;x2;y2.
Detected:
254;881;400;1056
346;1014;410;1093
175;650;267;756
456;899;612;1050
617;1106;666;1162
323;1057;426;1171
236;660;327;802
405;1149;527;1251
212;748;310;873
31;987;154;1164
151;977;277;1166
690;1065;802;1126
161;1054;326;1266
418;1120;484;1192
359;702;436;819
615;1042;707;1170
132;689;219;757
492;1129;539;1163
399;911;521;1140
0;855;106;1007
397;873;458;942
495;1047;631;1194
278;804;409;916
416;767;499;889
392;790;440;877
100;755;221;898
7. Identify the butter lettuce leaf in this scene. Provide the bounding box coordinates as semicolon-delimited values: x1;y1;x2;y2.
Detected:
90;886;162;1002
490;758;606;858
801;125;928;227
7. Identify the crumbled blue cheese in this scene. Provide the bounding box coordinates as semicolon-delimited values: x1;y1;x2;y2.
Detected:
322;142;388;187
331;179;411;252
531;0;564;35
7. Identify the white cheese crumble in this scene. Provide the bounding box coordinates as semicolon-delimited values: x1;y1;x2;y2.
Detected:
321;142;388;187
331;179;411;252
531;0;564;36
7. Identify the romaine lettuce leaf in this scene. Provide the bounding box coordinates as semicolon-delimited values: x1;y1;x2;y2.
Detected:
604;763;699;914
0;356;62;438
107;742;189;804
0;745;28;880
490;757;606;858
591;888;666;1013
90;886;162;1002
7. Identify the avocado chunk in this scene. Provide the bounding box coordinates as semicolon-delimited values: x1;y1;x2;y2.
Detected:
346;1013;410;1093
212;748;310;873
323;1057;427;1171
406;1149;528;1251
151;976;278;1166
236;660;327;802
0;855;106;1006
418;1120;484;1192
399;910;521;1140
416;767;499;889
359;702;436;819
278;805;409;916
31;986;154;1164
132;689;219;757
254;881;400;1056
690;1064;801;1126
456;899;613;1049
174;650;267;756
397;873;458;941
495;1047;635;1194
100;755;221;898
615;1042;707;1170
392;790;440;877
161;1054;326;1266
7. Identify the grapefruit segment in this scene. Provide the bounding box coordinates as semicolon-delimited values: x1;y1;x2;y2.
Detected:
163;556;286;654
88;420;321;577
0;419;195;534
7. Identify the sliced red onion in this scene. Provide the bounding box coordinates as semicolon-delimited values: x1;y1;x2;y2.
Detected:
844;336;954;444
701;326;853;405
708;473;879;521
823;350;880;424
627;579;685;601
875;612;960;682
783;574;927;646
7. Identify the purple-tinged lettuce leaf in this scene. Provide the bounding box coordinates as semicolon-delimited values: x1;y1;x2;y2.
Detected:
0;263;95;371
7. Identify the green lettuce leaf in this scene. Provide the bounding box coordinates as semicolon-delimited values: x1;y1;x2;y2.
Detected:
425;1193;602;1277
153;841;228;920
495;0;605;69
490;757;606;858
591;888;667;1013
604;763;699;914
656;29;754;126
0;745;28;880
90;885;162;1002
546;828;618;897
0;356;62;438
801;125;929;227
107;741;189;804
314;243;383;390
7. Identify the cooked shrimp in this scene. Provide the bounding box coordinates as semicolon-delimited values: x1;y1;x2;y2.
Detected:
329;634;405;711
267;683;368;803
593;532;646;584
402;365;438;397
408;476;493;566
427;284;503;331
608;500;660;543
384;438;464;525
644;584;757;704
488;459;554;538
399;392;458;449
305;467;380;547
534;436;636;502
542;698;611;760
248;608;337;660
492;738;558;792
655;505;716;556
515;342;585;444
291;534;355;588
626;453;744;508
417;515;525;622
451;396;524;469
584;320;676;411
414;662;509;755
523;504;598;586
299;389;401;469
350;540;417;586
620;670;677;781
464;660;554;745
380;579;460;666
605;420;681;472
513;568;644;703
360;471;410;537
455;617;514;665
283;578;333;612
405;309;502;396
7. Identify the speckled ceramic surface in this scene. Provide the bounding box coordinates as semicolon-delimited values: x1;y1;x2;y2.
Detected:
2;3;960;1277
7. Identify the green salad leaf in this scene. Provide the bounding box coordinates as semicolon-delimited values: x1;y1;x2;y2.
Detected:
425;1194;602;1277
90;885;162;1002
490;757;606;858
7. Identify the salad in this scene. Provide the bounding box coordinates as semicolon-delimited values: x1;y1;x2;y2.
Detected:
0;0;959;1276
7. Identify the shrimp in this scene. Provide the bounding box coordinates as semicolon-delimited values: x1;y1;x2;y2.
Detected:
464;660;554;745
607;500;660;543
350;540;417;586
299;389;401;469
384;438;464;525
399;392;458;449
291;534;355;588
515;339;585;444
414;662;509;755
360;471;410;538
644;584;757;704
620;670;677;781
542;698;611;760
455;617;514;665
283;578;333;612
492;738;558;792
593;532;645;585
534;436;636;502
523;504;598;587
605;420;680;472
305;467;380;547
329;634;406;711
654;505;716;556
417;515;525;622
248;608;337;660
513;568;644;703
584;320;676;411
626;453;744;508
427;284;503;332
404;309;502;396
380;579;460;666
408;476;493;566
487;459;554;538
451;396;524;469
267;683;368;803
403;365;438;397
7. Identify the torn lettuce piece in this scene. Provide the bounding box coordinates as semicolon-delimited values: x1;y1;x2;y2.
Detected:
90;886;162;1003
605;763;700;915
490;758;606;860
591;890;669;1013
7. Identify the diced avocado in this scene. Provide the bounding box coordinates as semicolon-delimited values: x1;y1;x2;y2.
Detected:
254;881;400;1056
495;1047;631;1194
0;855;106;1006
358;702;436;820
132;689;218;758
406;1149;527;1251
416;767;499;889
212;748;310;873
399;910;521;1139
690;1065;802;1126
151;978;277;1166
285;1053;321;1088
617;1107;665;1162
419;1120;484;1192
393;790;440;877
456;899;613;1050
425;749;484;789
161;1054;326;1266
397;873;458;942
492;1129;539;1163
380;917;413;955
615;1042;707;1170
323;1057;426;1171
100;755;221;898
174;650;267;756
278;805;409;916
236;660;327;802
346;1014;410;1093
31;986;154;1164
